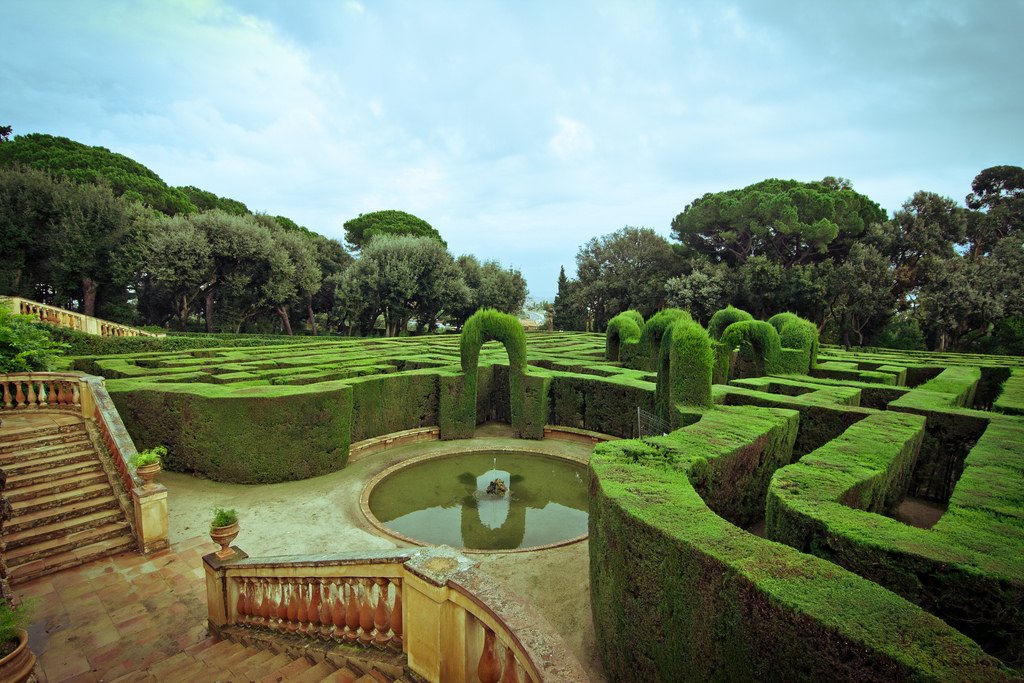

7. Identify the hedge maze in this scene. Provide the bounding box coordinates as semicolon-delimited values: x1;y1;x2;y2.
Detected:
70;306;1023;679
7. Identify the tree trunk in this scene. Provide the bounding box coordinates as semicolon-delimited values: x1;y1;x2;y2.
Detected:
307;294;317;336
276;305;293;335
177;296;189;331
205;289;215;333
81;277;99;317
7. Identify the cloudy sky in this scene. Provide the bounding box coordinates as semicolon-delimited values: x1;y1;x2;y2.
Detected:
3;1;1022;299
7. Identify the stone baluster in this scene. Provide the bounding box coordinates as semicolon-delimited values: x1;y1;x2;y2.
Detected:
478;627;502;683
307;579;321;635
374;578;391;645
390;578;403;648
2;380;12;408
359;578;375;644
500;647;521;683
54;381;65;406
71;381;81;406
331;581;346;639
260;578;275;625
296;580;310;633
345;580;360;641
14;382;25;408
235;578;249;623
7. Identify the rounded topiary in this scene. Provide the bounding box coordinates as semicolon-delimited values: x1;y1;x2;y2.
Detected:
621;310;644;328
605;312;643;361
661;317;713;412
720;319;782;377
461;308;526;376
639;308;691;370
708;305;754;341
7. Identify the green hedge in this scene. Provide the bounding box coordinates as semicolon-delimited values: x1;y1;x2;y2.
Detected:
707;305;753;340
548;373;655;438
604;311;643;362
994;368;1024;416
47;324;321;356
720;319;783;378
107;380;353;484
589;405;1011;681
633;308;689;371
653;317;713;422
767;412;1024;668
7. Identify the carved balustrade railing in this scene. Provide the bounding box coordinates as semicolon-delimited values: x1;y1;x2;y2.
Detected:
1;296;164;338
205;547;587;683
0;372;168;554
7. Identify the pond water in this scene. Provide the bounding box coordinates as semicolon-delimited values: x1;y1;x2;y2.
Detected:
367;451;589;550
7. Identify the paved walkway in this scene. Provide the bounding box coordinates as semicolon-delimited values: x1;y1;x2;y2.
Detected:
15;534;217;682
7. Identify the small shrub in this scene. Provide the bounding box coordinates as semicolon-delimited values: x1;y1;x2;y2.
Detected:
131;445;167;467
211;507;238;529
0;598;32;647
0;308;66;371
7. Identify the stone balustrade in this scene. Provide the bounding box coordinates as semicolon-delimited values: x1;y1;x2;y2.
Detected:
1;296;164;338
0;372;168;554
204;546;588;683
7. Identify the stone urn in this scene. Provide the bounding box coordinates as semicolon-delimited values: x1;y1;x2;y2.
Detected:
135;462;161;490
210;522;240;560
0;629;36;683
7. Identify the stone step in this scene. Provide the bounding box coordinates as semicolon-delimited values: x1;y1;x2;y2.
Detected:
7;493;119;533
8;532;135;584
257;655;314;683
228;649;283;681
0;421;82;444
321;669;359;683
9;481;112;514
0;430;90;455
0;446;95;474
4;459;103;488
5;505;122;548
6;520;132;565
292;661;339;683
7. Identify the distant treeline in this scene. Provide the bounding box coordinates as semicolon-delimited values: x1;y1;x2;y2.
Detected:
0;131;526;335
554;170;1024;353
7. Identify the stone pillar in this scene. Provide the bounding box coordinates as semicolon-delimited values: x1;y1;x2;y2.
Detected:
132;485;169;554
402;548;476;682
203;547;248;630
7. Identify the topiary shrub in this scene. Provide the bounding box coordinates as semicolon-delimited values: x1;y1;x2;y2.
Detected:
635;308;690;371
605;311;643;362
442;308;543;439
654;317;713;422
768;312;820;374
707;305;753;341
720;320;783;378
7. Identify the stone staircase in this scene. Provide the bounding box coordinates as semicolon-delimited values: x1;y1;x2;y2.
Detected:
0;418;136;584
111;633;413;683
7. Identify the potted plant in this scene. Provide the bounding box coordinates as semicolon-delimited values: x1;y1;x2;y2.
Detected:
210;507;239;559
0;599;35;683
131;445;167;490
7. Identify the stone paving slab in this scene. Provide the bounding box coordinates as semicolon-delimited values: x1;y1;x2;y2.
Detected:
14;534;217;682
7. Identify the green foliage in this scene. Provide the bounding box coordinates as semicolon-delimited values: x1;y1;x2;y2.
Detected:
131;445;166;467
210;507;238;529
589;405;1011;681
574;226;678;330
720;319;782;378
0;598;32;644
635;308;689;371
665;317;713;411
604;311;642;361
448;255;529;328
0;133;195;215
176;185;249;216
0;308;65;371
872;316;927;351
552;266;588;331
342;209;444;251
707;305;753;340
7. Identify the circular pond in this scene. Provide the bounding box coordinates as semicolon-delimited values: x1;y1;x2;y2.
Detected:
365;450;589;551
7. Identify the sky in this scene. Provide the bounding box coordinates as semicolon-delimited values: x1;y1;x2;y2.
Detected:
3;1;1022;300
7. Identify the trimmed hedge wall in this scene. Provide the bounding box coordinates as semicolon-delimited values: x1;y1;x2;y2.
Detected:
589;405;1012;681
633;308;689;371
720;319;783;378
707;305;753;340
605;311;643;362
767;412;1024;668
108;380;352;484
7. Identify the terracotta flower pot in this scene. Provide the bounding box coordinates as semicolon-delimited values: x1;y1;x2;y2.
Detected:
0;629;36;683
210;522;240;559
136;462;161;490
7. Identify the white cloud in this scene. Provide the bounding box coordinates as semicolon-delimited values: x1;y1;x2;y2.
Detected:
549;116;594;160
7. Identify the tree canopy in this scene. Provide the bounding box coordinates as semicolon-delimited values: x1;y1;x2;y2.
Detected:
342;209;444;251
0;133;195;215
